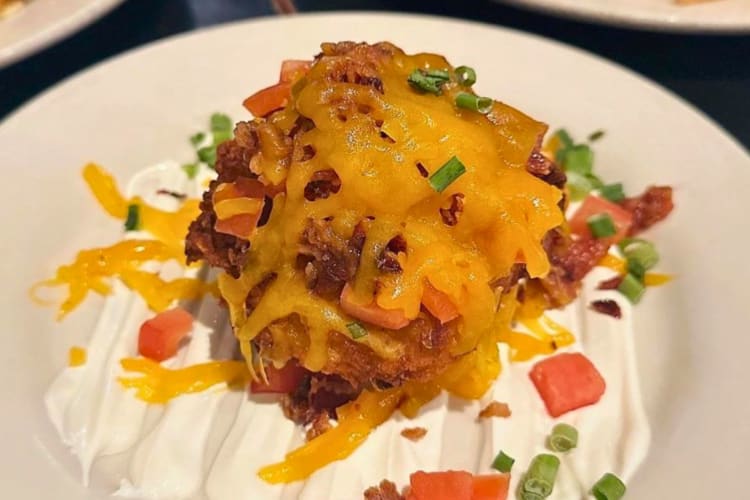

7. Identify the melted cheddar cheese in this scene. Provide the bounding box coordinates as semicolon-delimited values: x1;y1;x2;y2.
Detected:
220;45;565;383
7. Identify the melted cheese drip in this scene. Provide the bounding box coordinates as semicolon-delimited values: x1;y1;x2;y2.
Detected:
68;346;87;367
222;47;564;383
32;166;211;318
118;358;250;404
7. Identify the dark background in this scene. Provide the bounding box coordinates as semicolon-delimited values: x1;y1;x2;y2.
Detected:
1;0;748;149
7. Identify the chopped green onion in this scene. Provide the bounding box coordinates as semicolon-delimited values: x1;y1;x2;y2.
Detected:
189;132;205;147
622;239;659;272
428;156;466;193
198;145;217;168
520;493;544;500
210;113;233;133
554;129;574;149
455;65;476;86
124;204;140;231
522;454;560;497
566;171;599;202
407;69;448;95
491;450;515;473
561;144;594;175
599;183;625;203
212;129;232;145
346;322;368;339
617;273;645;304
587;213;617;239
424;68;450;81
455;92;493;114
591;473;626;500
182;163;199;179
588;129;606;142
548;423;578;452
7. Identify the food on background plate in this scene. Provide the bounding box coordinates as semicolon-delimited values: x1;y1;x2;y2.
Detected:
35;41;673;498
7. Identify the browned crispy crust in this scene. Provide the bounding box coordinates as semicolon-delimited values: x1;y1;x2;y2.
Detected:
364;480;405;500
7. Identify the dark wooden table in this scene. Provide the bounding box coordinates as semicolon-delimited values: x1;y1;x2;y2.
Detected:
1;0;748;149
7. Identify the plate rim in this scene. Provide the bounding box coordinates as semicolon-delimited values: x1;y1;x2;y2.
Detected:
0;0;126;69
500;0;750;33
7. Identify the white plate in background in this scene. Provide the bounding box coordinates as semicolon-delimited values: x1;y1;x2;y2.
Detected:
500;0;750;32
0;12;748;499
0;0;125;68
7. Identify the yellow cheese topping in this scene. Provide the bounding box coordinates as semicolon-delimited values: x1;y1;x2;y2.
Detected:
32;165;213;318
221;46;565;382
68;346;87;367
118;358;250;404
598;254;672;286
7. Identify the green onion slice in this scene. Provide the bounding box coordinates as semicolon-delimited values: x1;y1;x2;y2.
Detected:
591;472;626;500
599;183;625;202
588;129;606;142
189;132;205;147
523;454;560;497
198;145;218;168
621;239;659;272
455;65;477;86
548;423;578;452
182;163;199;179
124;204;140;231
566;171;598;202
562;144;594;175
455;92;493;114
212;129;232;146
617;273;646;304
346;322;368;339
491;450;515;473
210;113;233;133
587;213;617;239
428;156;466;193
520;493;544;500
407;69;447;95
424;68;450;81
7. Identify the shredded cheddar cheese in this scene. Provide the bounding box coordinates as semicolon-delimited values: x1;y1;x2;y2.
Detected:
68;346;87;367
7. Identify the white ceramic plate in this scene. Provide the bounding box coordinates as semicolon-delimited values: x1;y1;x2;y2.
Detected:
0;0;125;68
1;12;749;499
500;0;750;33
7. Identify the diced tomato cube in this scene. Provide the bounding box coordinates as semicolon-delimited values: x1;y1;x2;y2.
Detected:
569;195;633;246
472;473;510;500
407;471;474;500
340;283;410;330
137;308;193;362
529;352;606;418
421;282;460;324
250;361;307;394
242;82;291;117
279;60;311;83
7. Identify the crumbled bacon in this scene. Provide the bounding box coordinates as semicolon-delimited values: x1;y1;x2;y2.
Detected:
400;427;427;441
156;189;187;200
597;275;623;290
245;273;277;313
305;411;332;441
364;480;405;500
439;193;465;226
304;169;342;201
478;401;512;419
377;234;407;273
590;299;622;319
620;185;674;235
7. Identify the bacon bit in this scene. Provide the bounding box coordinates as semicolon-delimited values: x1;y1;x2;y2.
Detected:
400;427;428;442
590;299;622;319
416;162;429;178
598;275;623;290
364;480;405;500
478;401;512;419
620;185;674;235
305;411;332;441
304;169;341;201
439;193;465;226
156;189;187;200
377;234;407;273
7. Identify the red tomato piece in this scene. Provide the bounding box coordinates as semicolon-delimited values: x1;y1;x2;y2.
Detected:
472;474;510;500
408;471;474;500
568;195;633;246
529;352;606;418
421;282;460;324
279;60;311;83
242;82;291;117
340;283;411;330
251;361;307;394
138;308;193;362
